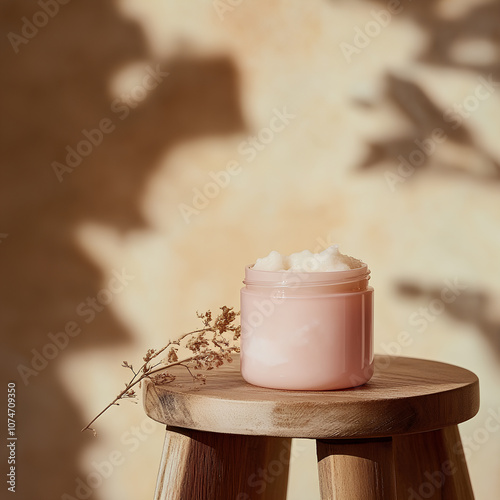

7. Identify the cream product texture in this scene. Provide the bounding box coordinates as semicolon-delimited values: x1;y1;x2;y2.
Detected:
240;247;373;390
252;245;362;272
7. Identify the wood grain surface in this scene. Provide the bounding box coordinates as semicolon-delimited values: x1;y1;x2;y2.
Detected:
317;437;397;500
143;355;479;439
154;427;290;500
393;424;474;499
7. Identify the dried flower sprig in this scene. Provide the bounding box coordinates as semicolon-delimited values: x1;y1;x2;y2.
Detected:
81;306;240;435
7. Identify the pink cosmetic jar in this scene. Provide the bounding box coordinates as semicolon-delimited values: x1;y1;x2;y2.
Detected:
240;264;374;390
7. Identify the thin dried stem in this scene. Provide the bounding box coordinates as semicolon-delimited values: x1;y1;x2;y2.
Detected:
81;307;240;435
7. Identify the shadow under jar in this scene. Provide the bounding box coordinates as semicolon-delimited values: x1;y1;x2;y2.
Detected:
240;264;374;390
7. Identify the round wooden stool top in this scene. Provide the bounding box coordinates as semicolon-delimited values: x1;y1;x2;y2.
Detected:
143;355;479;439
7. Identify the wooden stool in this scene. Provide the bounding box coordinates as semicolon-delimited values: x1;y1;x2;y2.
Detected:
143;355;479;500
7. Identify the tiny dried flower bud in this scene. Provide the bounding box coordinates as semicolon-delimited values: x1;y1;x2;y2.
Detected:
143;348;156;363
167;347;178;363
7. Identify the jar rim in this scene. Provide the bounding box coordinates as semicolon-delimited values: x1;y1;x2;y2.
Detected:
243;263;370;287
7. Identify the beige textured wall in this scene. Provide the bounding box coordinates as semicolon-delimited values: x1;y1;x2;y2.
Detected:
1;0;500;499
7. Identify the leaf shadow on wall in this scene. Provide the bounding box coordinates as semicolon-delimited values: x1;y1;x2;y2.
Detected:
396;282;500;363
351;0;500;183
0;1;246;499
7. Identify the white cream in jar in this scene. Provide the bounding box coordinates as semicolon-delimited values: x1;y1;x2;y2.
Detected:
240;246;374;390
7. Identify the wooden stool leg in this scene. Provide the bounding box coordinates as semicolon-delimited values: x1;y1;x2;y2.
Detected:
154;426;291;500
393;425;474;499
316;437;396;500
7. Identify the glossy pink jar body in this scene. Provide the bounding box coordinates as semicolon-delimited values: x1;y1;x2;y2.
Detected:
240;265;374;390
